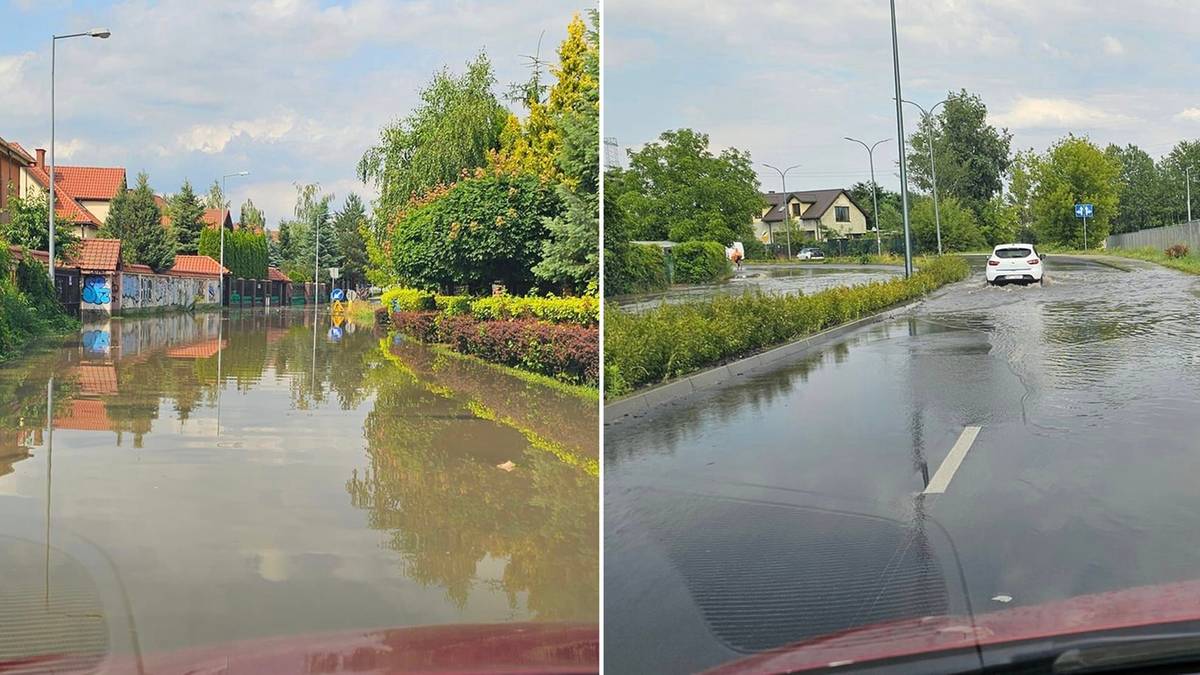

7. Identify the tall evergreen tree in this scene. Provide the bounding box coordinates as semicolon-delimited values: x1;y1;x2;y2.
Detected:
102;173;176;271
169;179;206;254
332;193;369;289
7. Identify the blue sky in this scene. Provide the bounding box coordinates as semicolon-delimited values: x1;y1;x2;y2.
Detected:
604;1;1200;193
0;0;582;224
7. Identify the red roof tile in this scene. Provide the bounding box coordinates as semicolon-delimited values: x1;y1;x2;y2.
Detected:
7;245;51;264
24;165;101;226
76;364;118;396
54;166;125;200
169;254;228;277
0;136;34;164
166;338;226;360
123;262;154;274
70;238;121;272
201;208;231;229
154;195;172;227
55;399;111;432
268;266;291;282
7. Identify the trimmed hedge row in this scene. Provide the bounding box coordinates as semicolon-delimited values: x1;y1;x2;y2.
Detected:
604;256;969;395
381;287;598;326
391;311;599;386
672;240;732;284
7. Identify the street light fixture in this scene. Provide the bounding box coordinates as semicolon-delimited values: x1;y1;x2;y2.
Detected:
762;163;800;259
844;137;890;256
48;28;111;282
219;171;250;304
900;97;949;255
889;0;914;277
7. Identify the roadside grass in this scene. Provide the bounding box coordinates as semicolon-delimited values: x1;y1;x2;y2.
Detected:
1038;246;1200;276
604;256;970;396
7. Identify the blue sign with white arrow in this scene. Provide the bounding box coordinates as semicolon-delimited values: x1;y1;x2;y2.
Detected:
1074;203;1094;218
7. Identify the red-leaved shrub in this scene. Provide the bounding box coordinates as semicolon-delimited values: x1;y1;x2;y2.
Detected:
390;311;598;386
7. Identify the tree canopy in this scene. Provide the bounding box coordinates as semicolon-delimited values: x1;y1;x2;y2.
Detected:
169;180;206;255
101;173;176;272
605;128;761;245
358;53;508;220
240;198;266;232
907;89;1012;216
1032;135;1120;248
0;188;78;260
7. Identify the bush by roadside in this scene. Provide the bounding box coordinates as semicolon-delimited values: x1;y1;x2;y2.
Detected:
391;311;598;386
605;243;668;296
382;286;598;326
671;240;732;284
0;249;79;361
604;256;969;395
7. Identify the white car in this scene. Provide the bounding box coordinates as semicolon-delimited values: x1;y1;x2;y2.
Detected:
986;243;1044;285
796;248;825;260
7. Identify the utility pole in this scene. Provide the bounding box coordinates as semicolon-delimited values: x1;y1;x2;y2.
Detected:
763;163;800;259
845;137;889;256
890;0;914;277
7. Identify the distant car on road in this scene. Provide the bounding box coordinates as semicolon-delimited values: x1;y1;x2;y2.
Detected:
986;243;1044;285
796;248;825;260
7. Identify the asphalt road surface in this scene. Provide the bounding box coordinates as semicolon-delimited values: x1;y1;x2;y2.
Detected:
604;256;1200;673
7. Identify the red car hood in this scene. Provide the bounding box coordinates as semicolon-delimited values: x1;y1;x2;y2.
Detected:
4;622;597;675
707;579;1200;674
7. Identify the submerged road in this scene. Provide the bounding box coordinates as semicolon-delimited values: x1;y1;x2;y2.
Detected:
604;256;1200;673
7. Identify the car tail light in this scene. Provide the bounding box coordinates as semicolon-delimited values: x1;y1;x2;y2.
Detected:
987;260;999;266
1028;258;1039;265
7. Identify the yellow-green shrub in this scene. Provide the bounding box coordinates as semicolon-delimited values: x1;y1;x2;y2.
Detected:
470;293;599;326
381;287;435;312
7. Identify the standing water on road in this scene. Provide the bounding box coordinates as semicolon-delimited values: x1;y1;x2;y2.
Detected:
0;309;597;668
612;263;901;313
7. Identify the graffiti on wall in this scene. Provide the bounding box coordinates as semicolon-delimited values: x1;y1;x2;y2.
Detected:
82;275;111;307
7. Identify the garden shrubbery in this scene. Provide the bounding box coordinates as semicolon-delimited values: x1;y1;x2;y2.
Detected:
470;293;599;326
671;240;732;283
605;243;668;296
391;311;598;385
381;287;436;312
0;247;78;361
604;256;969;395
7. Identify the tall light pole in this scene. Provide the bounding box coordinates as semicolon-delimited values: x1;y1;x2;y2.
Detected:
219;171;249;303
763;163;800;259
844;137;889;256
890;0;914;277
49;28;110;282
901;97;949;255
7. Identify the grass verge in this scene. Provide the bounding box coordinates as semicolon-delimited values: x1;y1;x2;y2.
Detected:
1042;246;1200;275
604;256;970;396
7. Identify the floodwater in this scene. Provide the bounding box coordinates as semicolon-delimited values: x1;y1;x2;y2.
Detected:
0;309;597;668
605;256;1200;673
612;264;901;313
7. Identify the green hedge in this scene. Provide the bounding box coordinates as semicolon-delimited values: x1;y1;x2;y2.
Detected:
609;244;668;296
381;287;436;312
0;248;78;361
469;293;599;326
198;227;267;279
434;294;473;316
672;240;732;284
604;256;969;395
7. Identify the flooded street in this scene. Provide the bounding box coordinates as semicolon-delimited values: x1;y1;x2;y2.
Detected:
0;309;597;668
605;256;1200;673
612;264;901;313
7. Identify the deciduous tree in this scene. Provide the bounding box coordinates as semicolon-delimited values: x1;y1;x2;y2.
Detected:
1032;135;1120;248
907;90;1012;216
0;188;77;259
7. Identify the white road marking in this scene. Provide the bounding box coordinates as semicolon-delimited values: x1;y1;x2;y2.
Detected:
924;426;982;494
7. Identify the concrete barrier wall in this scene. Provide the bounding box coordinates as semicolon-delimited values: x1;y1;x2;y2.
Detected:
1106;221;1200;251
118;273;220;312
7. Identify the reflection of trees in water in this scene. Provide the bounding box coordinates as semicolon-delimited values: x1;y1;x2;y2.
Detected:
0;348;79;474
346;362;598;621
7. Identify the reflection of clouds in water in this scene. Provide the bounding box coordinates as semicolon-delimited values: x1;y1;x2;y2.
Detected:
257;548;290;582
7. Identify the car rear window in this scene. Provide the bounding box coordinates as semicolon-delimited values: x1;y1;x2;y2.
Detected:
995;248;1031;258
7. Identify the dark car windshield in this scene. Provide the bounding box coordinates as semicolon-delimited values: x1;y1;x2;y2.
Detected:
995;247;1032;258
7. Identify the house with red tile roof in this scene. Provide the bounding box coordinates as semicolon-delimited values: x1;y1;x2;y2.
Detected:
14;144;125;240
0;135;35;219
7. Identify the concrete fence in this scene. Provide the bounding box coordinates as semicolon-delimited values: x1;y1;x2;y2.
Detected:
1106;221;1200;251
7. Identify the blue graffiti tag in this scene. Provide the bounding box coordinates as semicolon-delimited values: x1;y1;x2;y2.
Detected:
82;275;111;305
82;330;110;353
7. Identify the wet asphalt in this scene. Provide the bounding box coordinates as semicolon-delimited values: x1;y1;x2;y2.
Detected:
604;255;1200;673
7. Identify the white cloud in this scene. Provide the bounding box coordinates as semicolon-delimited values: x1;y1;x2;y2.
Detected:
1175;108;1200;122
1102;35;1125;56
0;52;34;92
992;97;1133;129
177;114;299;154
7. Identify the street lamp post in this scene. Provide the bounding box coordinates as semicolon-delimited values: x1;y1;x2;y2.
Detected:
219;171;249;304
844;137;889;256
889;0;914;277
48;28;110;282
901;97;949;255
763;163;800;259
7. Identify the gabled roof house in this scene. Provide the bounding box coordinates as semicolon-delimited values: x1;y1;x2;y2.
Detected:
14;144;125;240
753;188;869;244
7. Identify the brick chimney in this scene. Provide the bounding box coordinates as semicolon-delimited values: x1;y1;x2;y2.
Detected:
35;148;45;169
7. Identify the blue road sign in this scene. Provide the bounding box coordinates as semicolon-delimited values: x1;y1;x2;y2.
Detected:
1074;203;1094;218
330;287;345;302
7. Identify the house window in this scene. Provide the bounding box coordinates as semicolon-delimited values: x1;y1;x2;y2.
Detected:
791;203;803;216
835;206;850;223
